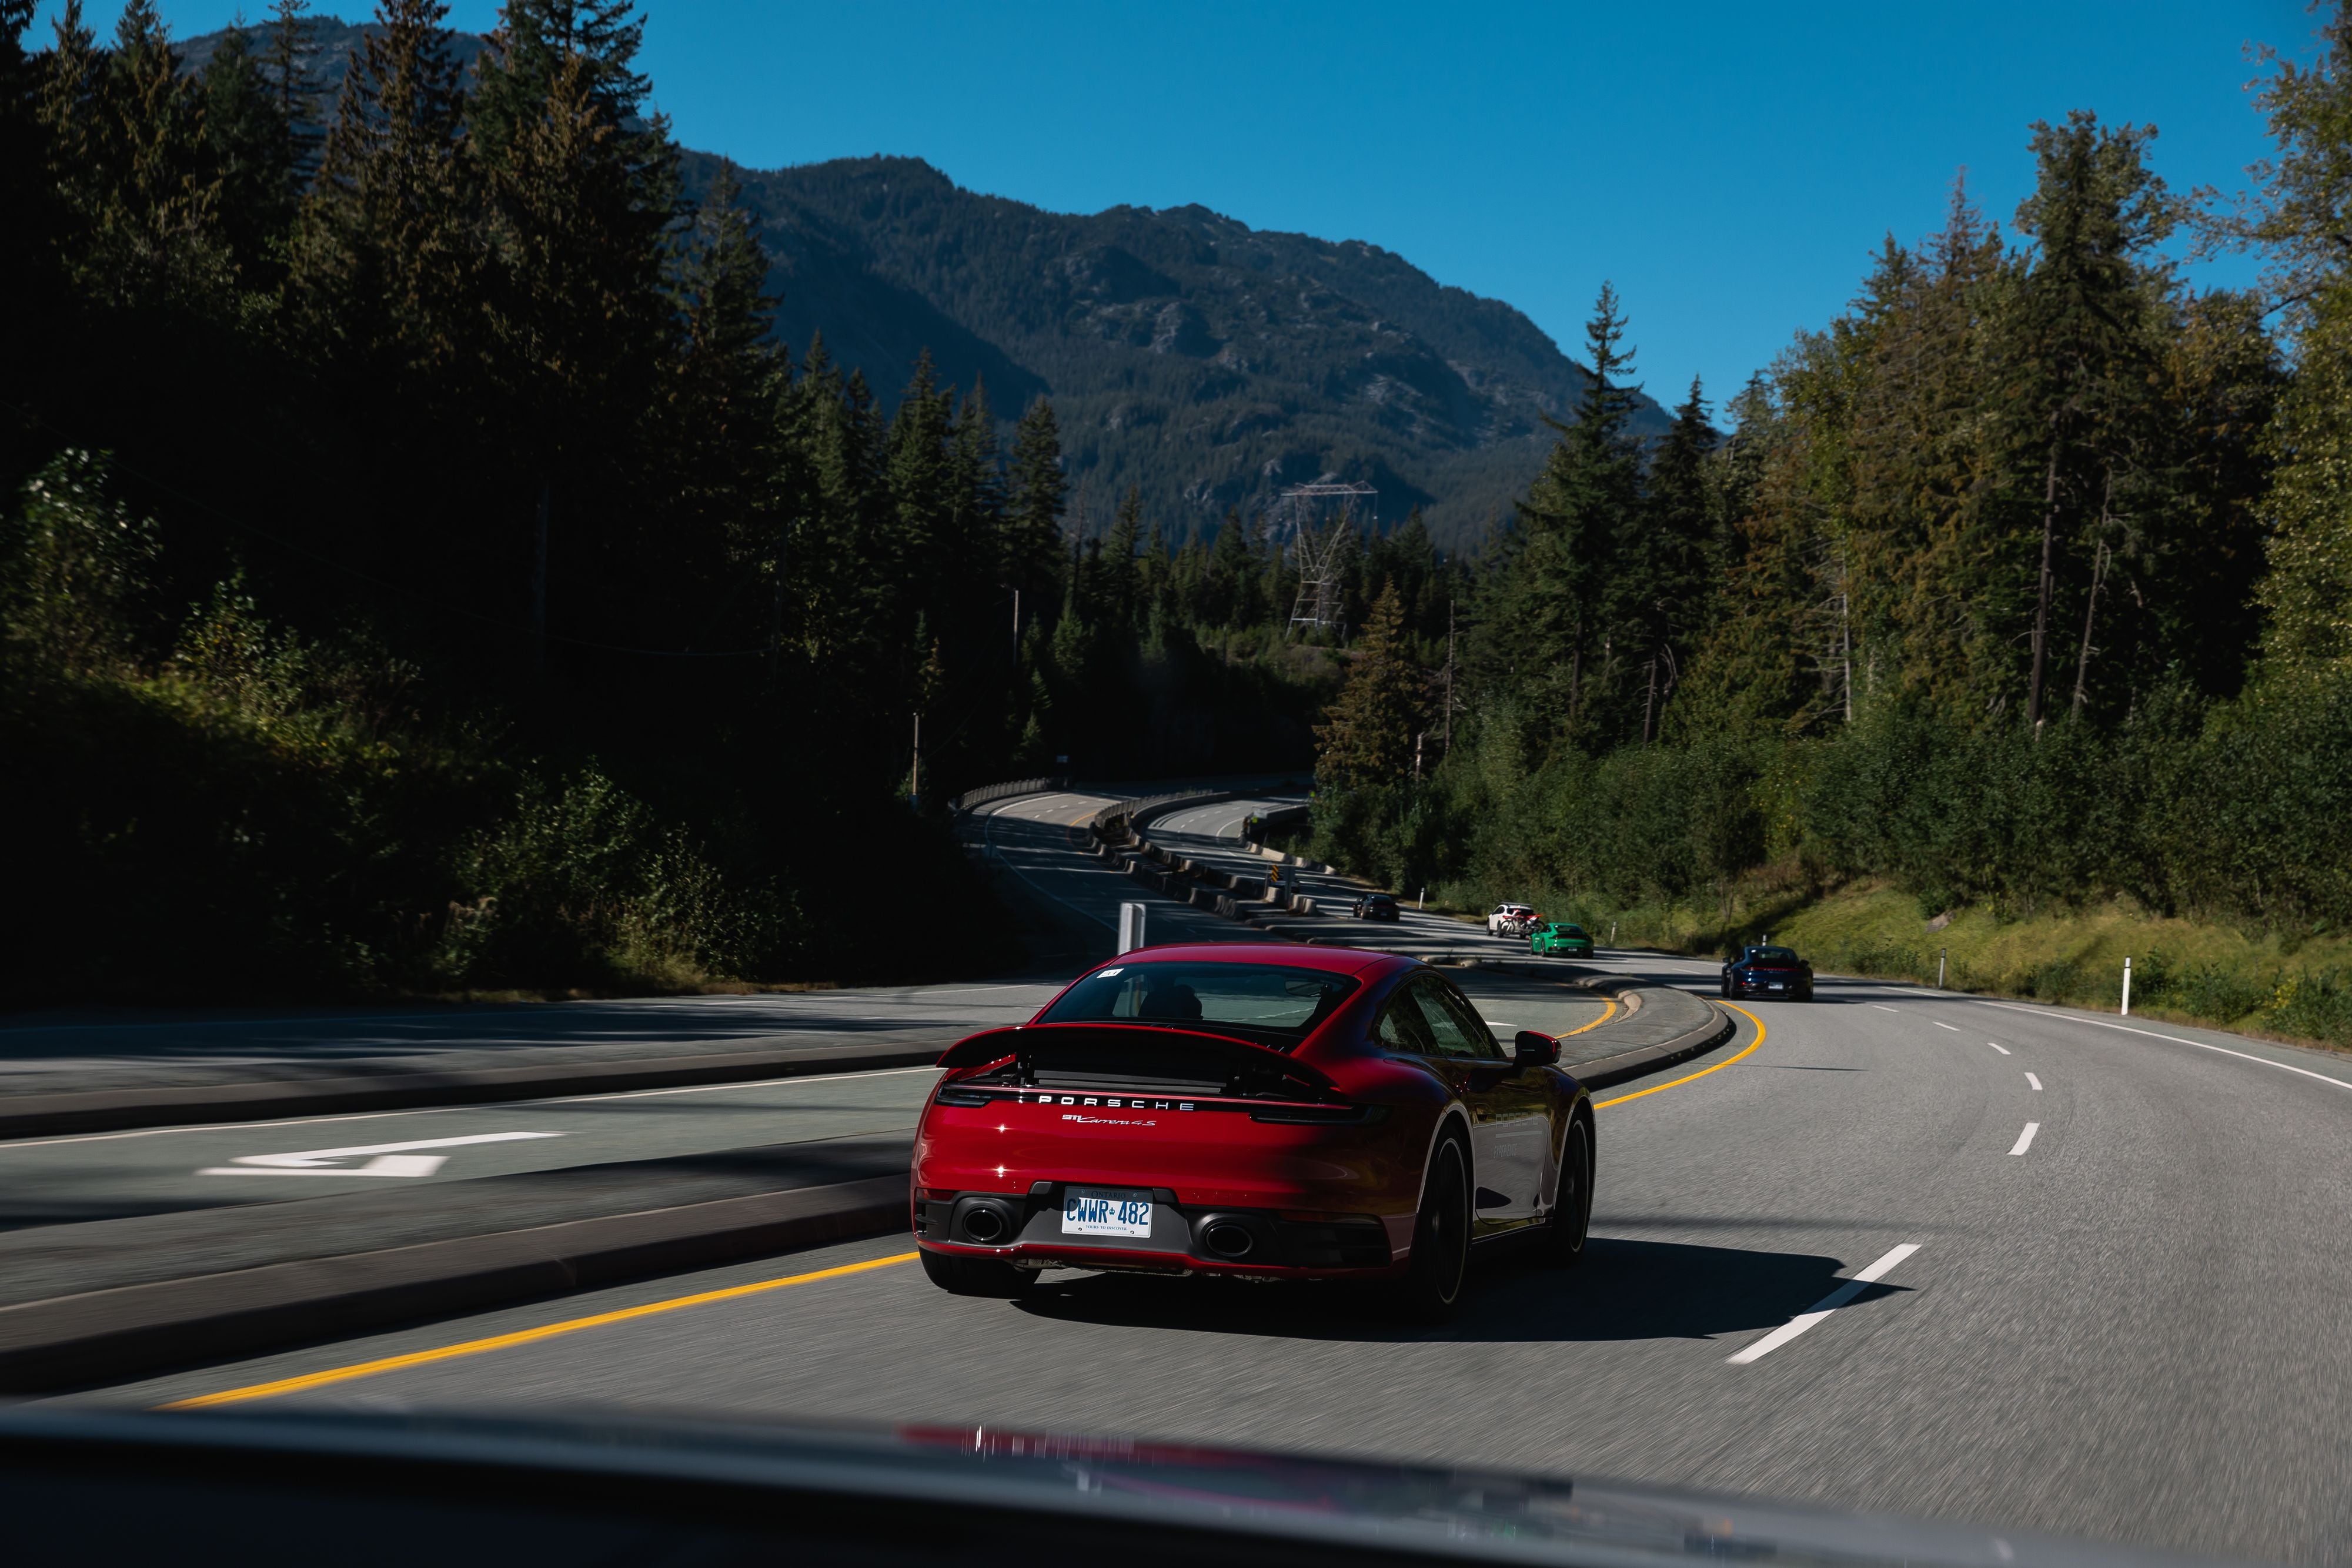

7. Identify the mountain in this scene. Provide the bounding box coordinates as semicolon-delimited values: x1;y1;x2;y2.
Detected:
184;17;1665;549
694;154;1669;549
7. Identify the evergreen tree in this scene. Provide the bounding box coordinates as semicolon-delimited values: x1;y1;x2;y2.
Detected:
666;162;780;584
2005;111;2173;727
39;1;228;310
0;0;52;342
1207;507;1258;627
1628;377;1721;738
2211;6;2352;678
1315;583;1422;788
474;0;680;644
1101;484;1143;638
1486;282;1646;746
1004;395;1067;607
290;0;475;392
199;18;296;290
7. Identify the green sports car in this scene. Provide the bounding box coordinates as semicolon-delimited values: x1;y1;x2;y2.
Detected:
1530;921;1595;958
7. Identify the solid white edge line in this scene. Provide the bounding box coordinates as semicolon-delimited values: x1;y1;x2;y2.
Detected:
1727;1242;1920;1364
1877;988;2352;1094
2009;1122;2040;1156
1987;1042;2012;1055
2026;1072;2043;1091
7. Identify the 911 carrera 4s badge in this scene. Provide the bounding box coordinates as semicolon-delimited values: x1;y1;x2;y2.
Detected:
1062;1188;1152;1236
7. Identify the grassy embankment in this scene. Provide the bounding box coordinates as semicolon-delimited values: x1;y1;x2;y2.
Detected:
1424;870;2352;1052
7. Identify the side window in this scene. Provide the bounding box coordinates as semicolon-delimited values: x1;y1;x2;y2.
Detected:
1431;981;1506;1061
1405;984;1474;1058
1375;994;1436;1055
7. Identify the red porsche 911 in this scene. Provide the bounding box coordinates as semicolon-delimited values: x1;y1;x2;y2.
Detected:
910;943;1595;1319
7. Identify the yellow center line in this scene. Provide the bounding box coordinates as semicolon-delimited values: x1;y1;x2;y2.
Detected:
1561;997;1619;1036
1595;1001;1764;1108
158;1252;919;1410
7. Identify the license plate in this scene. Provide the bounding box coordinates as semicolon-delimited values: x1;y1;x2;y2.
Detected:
1769;982;1786;989
1061;1189;1152;1237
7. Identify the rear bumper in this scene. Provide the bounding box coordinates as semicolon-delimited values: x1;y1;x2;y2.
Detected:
914;1187;1402;1279
1728;978;1810;997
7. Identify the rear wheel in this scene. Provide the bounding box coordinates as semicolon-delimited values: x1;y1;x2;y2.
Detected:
920;1249;1034;1298
1391;1133;1471;1322
1545;1117;1593;1266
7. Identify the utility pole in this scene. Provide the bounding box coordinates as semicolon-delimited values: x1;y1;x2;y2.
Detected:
1414;730;1424;783
909;713;921;807
1012;588;1021;650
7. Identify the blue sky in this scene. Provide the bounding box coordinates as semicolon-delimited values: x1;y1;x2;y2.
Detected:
51;1;2320;415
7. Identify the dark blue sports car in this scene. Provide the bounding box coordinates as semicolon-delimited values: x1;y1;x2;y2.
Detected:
1721;944;1814;1001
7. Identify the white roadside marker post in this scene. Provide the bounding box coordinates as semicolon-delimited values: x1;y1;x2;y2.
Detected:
2121;956;2132;1017
1118;902;1146;954
1938;948;1947;988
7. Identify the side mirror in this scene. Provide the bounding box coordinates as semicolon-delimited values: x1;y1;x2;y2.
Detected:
1514;1030;1560;1068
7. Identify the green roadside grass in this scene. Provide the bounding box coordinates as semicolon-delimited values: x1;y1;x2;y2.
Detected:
1460;877;2352;1054
1288;816;2352;1053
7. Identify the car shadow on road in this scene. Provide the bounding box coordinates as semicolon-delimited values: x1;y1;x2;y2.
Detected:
1013;1235;1906;1346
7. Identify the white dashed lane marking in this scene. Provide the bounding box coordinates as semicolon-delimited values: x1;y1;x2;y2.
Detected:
1728;1243;1922;1365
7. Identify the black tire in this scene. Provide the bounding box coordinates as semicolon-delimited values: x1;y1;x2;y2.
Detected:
1545;1116;1593;1266
919;1248;1034;1298
1391;1132;1471;1323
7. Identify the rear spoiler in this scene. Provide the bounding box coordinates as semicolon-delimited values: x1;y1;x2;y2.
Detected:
935;1023;1298;1072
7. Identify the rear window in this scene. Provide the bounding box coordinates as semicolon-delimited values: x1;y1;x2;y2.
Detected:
1747;947;1799;964
1039;962;1360;1044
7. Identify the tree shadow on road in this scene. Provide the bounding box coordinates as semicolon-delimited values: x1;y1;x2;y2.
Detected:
1013;1235;1906;1346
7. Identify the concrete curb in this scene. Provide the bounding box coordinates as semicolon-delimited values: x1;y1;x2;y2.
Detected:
1569;999;1739;1091
0;1043;946;1142
0;1174;908;1394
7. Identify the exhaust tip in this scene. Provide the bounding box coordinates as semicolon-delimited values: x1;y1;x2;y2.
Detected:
1202;1222;1255;1259
960;1206;1009;1243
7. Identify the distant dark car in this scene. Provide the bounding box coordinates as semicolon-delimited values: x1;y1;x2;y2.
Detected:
1352;893;1401;921
1722;945;1814;1001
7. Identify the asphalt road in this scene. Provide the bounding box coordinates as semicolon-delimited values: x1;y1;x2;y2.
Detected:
72;973;2352;1566
0;977;1603;1236
0;982;1055;1100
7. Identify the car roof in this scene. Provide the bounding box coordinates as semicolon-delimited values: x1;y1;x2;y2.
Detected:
1087;942;1408;979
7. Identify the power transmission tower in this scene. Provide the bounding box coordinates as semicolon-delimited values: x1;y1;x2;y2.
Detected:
1268;482;1376;633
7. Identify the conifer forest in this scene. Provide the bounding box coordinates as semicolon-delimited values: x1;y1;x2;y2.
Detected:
4;1;2351;1024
